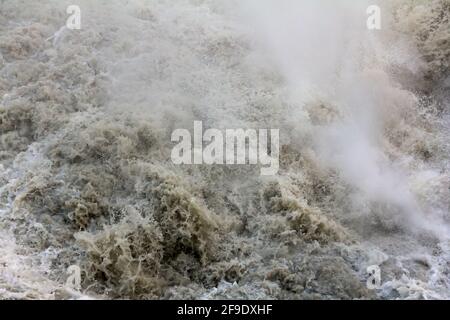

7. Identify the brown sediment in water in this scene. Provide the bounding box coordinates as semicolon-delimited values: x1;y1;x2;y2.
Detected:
0;0;449;299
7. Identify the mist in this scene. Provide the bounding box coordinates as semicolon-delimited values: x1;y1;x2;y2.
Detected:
0;0;449;299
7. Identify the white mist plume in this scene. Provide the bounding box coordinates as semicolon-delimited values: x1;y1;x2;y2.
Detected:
0;0;449;300
236;0;448;237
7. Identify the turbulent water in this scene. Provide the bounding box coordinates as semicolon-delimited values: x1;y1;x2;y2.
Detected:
0;0;449;299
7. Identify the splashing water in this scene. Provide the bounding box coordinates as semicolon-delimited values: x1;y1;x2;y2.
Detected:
0;0;449;299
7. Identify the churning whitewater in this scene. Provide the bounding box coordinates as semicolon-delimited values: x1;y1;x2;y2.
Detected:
0;0;449;299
